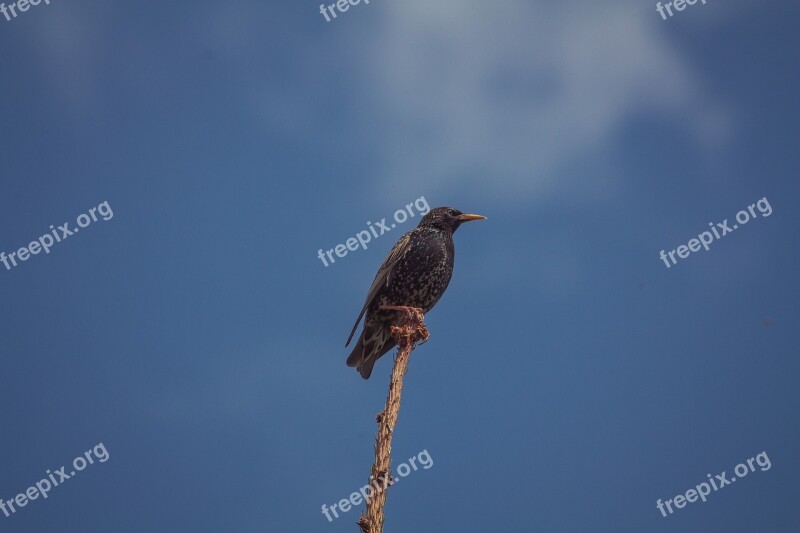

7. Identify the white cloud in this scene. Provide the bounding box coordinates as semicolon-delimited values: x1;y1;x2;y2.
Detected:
26;0;735;208
357;0;732;203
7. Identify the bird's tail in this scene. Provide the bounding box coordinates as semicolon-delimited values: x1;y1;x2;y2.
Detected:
346;323;397;379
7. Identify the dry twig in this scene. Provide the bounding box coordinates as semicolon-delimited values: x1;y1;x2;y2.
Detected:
357;306;429;533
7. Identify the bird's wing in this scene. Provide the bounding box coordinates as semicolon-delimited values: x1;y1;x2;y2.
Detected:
345;230;414;347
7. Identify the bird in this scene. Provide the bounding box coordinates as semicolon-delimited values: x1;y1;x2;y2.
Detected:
346;207;486;379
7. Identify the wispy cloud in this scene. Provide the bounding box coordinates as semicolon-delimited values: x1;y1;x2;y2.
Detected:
30;0;735;207
358;0;732;203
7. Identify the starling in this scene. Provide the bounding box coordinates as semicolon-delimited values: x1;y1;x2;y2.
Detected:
345;207;486;379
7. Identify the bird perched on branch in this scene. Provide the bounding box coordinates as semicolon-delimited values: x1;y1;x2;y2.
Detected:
346;207;486;379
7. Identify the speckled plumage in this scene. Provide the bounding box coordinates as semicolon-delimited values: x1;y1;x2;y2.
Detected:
345;207;486;379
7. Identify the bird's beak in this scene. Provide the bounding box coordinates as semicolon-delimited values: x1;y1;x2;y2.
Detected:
458;213;487;222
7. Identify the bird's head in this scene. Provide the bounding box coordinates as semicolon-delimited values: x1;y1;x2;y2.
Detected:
418;207;487;233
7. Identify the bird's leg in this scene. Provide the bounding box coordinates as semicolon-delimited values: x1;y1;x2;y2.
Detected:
379;305;430;345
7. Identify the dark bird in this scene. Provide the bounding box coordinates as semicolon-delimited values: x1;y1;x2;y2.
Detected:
346;207;486;379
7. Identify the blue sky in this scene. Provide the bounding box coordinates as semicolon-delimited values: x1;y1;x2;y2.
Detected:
0;0;798;531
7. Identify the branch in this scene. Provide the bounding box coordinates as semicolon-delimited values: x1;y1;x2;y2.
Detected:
357;306;429;533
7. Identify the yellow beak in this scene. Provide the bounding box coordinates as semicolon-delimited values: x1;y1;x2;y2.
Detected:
458;213;487;222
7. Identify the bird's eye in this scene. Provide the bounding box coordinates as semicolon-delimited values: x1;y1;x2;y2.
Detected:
448;209;458;216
